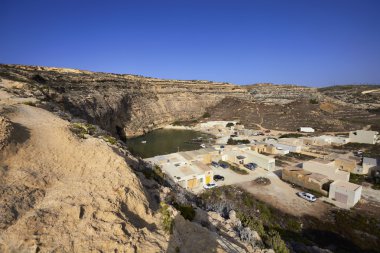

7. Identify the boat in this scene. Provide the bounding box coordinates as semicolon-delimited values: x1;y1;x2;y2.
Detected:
141;140;147;144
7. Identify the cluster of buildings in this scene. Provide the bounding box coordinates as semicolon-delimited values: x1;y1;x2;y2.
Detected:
153;121;379;209
145;144;275;190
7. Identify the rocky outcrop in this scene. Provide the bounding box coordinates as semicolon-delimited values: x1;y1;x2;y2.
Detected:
246;83;320;104
0;64;247;137
0;105;169;252
0;116;13;150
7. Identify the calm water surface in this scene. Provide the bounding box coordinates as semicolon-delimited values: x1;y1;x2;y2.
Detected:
126;129;214;158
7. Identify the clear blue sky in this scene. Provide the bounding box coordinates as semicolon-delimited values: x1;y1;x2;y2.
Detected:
1;0;379;86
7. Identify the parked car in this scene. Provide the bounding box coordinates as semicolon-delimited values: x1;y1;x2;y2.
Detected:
353;150;363;157
211;161;219;167
244;163;257;170
219;163;229;169
203;183;217;189
265;130;271;133
213;175;225;181
297;192;316;202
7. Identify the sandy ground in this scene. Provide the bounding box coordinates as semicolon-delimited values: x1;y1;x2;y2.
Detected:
198;165;331;218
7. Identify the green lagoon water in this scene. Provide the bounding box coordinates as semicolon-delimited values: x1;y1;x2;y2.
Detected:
126;129;213;158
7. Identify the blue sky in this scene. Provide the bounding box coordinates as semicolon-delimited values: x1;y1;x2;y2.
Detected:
1;0;379;86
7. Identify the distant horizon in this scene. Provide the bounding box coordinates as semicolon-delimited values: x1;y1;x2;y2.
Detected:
1;0;380;87
2;62;380;88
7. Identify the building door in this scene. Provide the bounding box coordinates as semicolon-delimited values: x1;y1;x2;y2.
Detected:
187;178;197;189
335;192;348;204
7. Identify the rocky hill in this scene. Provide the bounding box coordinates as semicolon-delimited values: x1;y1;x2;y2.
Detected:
0;64;247;138
1;64;379;136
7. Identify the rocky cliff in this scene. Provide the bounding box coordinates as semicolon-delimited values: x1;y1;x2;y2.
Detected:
0;64;247;138
0;64;379;135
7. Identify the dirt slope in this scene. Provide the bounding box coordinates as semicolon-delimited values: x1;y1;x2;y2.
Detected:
0;103;170;252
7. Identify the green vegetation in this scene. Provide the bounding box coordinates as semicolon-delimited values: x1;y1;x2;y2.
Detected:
349;173;366;185
173;202;196;221
279;133;303;138
227;138;250;145
159;203;174;234
199;186;291;252
226;122;235;127
218;160;249;175
102;135;117;145
309;98;319;104
336;143;380;159
22;101;37;106
69;123;97;138
285;152;315;160
142;165;166;185
172;119;198;126
275;159;288;167
237;212;265;236
263;230;289;253
202;112;211;118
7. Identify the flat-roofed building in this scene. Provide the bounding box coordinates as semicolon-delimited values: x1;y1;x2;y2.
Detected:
329;180;362;208
349;130;379;144
282;167;330;195
145;150;214;190
303;159;350;181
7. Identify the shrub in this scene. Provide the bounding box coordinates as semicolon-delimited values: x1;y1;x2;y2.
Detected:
69;123;97;138
237;212;265;236
279;133;303;138
309;98;319;104
227;138;250;145
22;101;36;106
226;122;235;127
159;203;174;234
173;202;196;221
102;135;117;145
202;112;211;118
264;230;289;253
349;173;366;185
229;164;249;175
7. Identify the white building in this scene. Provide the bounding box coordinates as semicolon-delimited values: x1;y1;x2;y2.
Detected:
349;130;379;144
329;180;362;208
265;138;302;153
222;148;276;171
363;157;379;174
302;135;349;146
298;127;315;133
303;159;350;181
145;152;214;190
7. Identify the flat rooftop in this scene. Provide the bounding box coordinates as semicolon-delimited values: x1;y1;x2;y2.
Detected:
162;162;205;181
332;180;361;191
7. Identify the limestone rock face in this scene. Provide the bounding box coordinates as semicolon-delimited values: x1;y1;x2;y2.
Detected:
0;64;247;137
0;116;13;150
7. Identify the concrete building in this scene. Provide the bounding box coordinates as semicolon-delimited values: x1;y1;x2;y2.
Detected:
334;157;361;174
222;149;276;171
329;180;362;208
302;159;350;181
363;157;379;175
145;153;214;190
302;135;349;146
265;139;302;153
243;150;276;171
298;127;315;133
349;130;379;144
282;167;330;195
